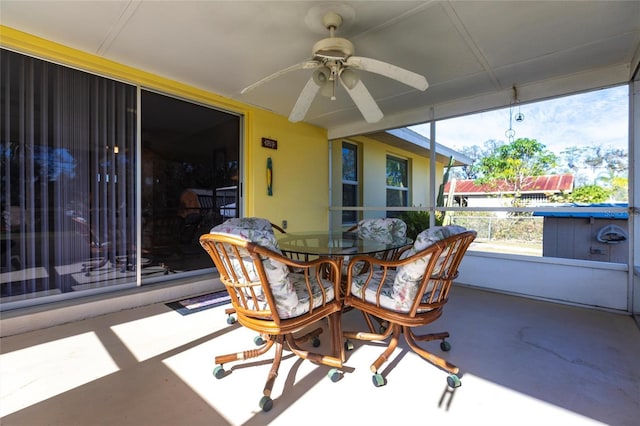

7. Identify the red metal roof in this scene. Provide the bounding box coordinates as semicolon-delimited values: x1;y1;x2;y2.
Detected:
443;174;574;195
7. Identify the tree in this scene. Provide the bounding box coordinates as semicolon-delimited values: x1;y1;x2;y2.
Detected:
474;138;558;206
556;144;628;200
550;184;611;204
451;139;503;180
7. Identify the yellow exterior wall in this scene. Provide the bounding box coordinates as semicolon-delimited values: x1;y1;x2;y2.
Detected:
246;110;329;232
1;26;330;231
330;135;444;228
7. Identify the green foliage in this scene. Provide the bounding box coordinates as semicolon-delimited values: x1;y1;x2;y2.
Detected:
551;184;612;203
398;210;443;240
608;176;629;201
473;138;558;211
475;138;558;192
571;185;611;203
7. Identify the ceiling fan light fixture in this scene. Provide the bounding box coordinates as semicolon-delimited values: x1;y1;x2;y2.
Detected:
312;67;330;86
340;68;359;89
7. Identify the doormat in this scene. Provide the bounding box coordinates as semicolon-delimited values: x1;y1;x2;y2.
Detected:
166;291;231;316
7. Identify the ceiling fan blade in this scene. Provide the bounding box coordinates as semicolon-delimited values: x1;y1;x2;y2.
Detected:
241;61;320;94
339;77;383;123
288;76;322;122
346;56;428;91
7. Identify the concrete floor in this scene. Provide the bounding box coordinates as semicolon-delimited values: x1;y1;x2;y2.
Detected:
1;285;639;426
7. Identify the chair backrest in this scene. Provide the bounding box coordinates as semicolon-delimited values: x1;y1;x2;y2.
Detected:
204;220;299;320
214;217;275;233
352;218;408;268
393;226;476;313
201;218;340;322
356;218;407;244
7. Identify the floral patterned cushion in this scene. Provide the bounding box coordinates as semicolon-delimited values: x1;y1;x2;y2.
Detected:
210;219;298;316
413;225;467;276
217;217;275;233
386;225;467;311
286;273;336;319
349;268;447;313
209;218;336;318
357;218;407;244
412;225;467;251
350;269;402;311
344;218;407;276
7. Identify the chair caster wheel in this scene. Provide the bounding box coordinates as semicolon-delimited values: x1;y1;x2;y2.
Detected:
254;335;266;346
372;373;386;387
447;374;462;388
226;316;236;325
440;341;451;351
213;365;225;379
344;340;354;351
328;368;342;382
312;337;321;347
259;395;273;412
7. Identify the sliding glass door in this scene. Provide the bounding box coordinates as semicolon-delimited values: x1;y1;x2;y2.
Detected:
1;50;243;307
140;90;240;279
1;49;137;302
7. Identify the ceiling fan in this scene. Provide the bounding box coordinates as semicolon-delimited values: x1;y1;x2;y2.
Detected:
241;11;429;123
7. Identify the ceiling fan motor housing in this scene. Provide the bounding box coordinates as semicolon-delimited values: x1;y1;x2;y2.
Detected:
312;37;354;61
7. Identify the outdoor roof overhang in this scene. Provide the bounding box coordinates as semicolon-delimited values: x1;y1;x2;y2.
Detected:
363;127;473;166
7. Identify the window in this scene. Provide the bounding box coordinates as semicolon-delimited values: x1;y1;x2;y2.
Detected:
386;155;408;217
342;142;359;224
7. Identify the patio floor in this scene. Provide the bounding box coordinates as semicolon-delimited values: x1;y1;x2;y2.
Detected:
1;285;639;426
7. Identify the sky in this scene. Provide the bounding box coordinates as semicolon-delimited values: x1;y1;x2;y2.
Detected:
410;85;629;155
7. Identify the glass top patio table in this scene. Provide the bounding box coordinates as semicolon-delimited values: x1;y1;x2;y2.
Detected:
276;230;412;258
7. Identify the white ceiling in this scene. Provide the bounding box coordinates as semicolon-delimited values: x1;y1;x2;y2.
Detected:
2;1;639;139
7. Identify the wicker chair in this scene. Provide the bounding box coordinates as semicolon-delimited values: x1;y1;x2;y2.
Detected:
199;222;344;412
215;218;287;325
343;226;476;388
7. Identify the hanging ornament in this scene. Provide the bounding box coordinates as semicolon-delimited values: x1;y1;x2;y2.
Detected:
505;86;524;142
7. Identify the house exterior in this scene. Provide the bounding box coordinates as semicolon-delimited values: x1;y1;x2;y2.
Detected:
444;174;575;209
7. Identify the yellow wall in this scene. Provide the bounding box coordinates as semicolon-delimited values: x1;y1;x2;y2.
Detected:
330;135;443;228
246;110;329;232
1;26;330;231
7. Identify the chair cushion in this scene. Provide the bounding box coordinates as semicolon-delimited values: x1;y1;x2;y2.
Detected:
217;217;275;233
392;226;467;307
357;218;407;244
413;225;467;251
350;269;403;311
285;273;336;318
210;220;299;315
344;218;408;276
350;268;443;313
